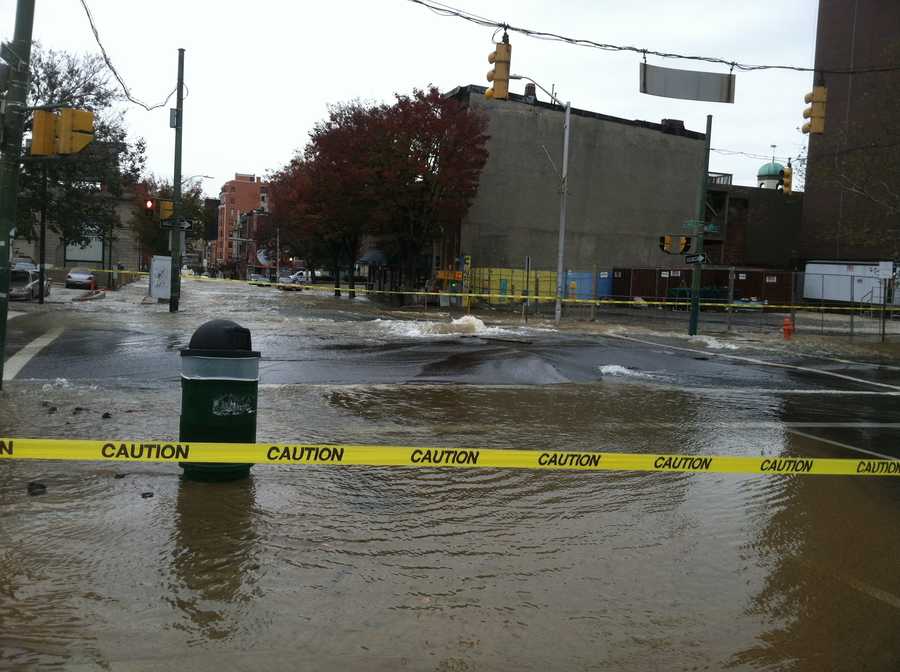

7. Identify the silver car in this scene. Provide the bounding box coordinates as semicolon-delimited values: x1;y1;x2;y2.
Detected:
9;269;51;300
65;267;96;289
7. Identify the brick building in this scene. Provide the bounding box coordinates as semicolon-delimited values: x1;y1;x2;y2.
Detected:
210;173;270;271
801;1;900;260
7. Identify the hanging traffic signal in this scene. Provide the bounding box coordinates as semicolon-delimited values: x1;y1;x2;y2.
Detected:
783;163;793;194
31;110;56;156
802;86;827;134
678;236;692;254
659;235;673;253
485;34;511;100
29;108;94;156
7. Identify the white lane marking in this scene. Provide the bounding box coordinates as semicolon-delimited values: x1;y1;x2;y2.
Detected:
794;557;900;611
3;327;65;381
606;333;900;391
8;311;24;320
786;429;897;460
808;353;900;372
658;387;900;396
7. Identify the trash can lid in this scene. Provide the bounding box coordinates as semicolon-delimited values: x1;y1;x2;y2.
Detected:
181;319;260;358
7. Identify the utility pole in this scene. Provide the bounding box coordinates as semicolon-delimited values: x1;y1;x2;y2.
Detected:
0;0;36;388
169;48;185;312
554;101;571;325
688;114;713;336
38;163;46;303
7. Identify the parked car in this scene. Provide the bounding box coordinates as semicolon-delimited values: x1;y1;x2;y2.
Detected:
288;271;308;284
9;269;50;300
65;267;96;289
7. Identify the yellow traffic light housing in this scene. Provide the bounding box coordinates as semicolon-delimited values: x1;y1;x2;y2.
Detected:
783;164;793;194
160;200;174;221
56;108;94;154
29;108;94;156
31;110;56;156
678;236;692;254
802;86;827;134
659;235;673;253
485;34;511;100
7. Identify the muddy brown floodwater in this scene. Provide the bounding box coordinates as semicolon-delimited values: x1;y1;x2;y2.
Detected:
1;279;899;670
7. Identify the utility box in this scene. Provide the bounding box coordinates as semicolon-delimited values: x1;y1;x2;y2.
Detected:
150;255;171;300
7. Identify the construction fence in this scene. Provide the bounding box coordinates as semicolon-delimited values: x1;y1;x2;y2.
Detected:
455;265;900;339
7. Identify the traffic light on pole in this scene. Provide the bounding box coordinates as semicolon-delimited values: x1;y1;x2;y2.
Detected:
783;163;793;194
678;236;692;254
802;86;827;134
659;235;673;253
31;110;56;156
485;34;511;100
144;198;157;218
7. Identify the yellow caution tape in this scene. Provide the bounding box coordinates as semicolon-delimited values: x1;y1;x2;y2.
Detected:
81;267;900;313
1;438;897;476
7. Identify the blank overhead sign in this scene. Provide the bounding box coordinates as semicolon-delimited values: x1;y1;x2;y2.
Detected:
640;62;736;104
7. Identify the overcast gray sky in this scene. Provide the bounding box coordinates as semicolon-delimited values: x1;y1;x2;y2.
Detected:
1;0;819;195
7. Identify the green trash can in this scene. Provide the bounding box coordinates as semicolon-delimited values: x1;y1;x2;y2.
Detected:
179;319;260;481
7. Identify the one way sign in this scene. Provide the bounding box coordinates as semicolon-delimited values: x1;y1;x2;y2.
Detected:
685;253;707;265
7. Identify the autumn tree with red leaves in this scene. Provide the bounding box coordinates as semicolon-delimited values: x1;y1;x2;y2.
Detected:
269;86;488;295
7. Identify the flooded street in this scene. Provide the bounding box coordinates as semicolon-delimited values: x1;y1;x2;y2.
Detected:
2;279;899;670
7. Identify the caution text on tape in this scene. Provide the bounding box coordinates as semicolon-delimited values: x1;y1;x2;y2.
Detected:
1;439;898;476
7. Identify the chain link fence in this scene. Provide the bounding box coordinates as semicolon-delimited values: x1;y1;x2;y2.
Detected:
457;265;900;339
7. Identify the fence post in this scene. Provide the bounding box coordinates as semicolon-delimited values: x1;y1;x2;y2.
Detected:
882;278;888;343
790;272;796;334
726;267;735;332
821;274;825;335
850;274;854;338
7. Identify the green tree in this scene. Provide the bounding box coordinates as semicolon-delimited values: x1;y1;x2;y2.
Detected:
131;176;206;261
16;45;146;249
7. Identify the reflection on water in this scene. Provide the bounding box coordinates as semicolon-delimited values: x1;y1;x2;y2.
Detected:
170;478;260;641
730;474;900;670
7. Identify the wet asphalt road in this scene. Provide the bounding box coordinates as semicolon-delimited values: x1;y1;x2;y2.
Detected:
1;278;899;670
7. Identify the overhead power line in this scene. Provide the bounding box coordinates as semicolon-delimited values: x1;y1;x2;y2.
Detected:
78;0;177;111
408;0;900;75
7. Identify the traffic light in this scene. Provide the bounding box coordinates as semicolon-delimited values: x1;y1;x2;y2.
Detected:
31;110;56;156
56;108;94;154
659;235;673;253
783;163;793;194
160;200;174;221
144;198;157;217
485;34;511;100
802;86;827;134
678;236;692;254
29;108;94;156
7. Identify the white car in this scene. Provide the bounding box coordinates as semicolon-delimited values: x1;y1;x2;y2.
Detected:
65;267;96;289
10;269;51;300
288;271;308;284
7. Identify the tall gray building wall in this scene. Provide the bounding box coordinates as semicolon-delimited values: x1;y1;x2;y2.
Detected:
458;88;706;271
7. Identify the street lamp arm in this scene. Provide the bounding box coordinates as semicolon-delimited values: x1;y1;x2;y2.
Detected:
509;74;566;107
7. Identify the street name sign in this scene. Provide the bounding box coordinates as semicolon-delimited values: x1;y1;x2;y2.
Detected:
685;253;707;265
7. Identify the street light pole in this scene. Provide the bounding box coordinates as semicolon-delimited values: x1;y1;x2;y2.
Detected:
169;48;185;313
688;114;713;336
554;102;571;325
509;74;571;325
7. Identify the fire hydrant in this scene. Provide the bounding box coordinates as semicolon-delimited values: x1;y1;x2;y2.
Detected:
179;319;260;480
782;316;795;340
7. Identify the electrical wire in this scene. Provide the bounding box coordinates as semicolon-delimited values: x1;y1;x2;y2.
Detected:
408;0;900;75
78;0;178;111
